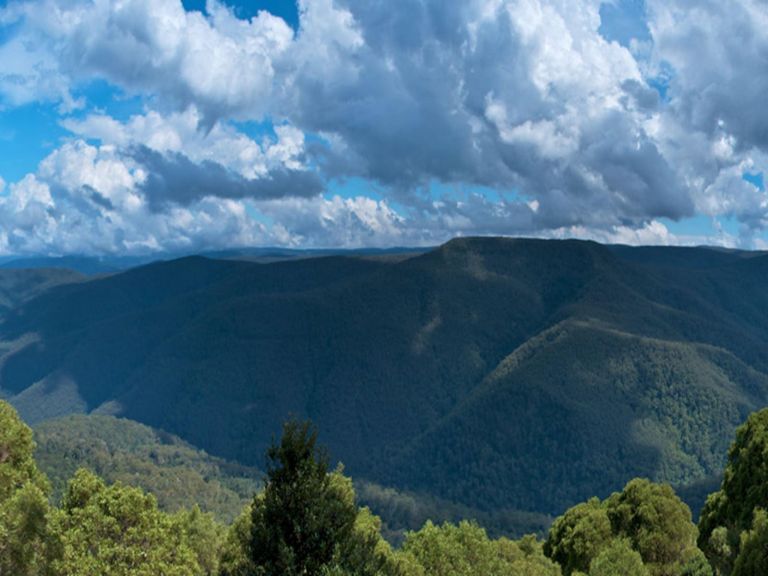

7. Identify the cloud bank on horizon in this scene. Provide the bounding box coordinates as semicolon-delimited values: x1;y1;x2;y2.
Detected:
0;0;766;254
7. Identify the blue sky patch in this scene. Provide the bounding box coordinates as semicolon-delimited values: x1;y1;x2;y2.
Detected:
598;0;650;47
743;172;765;191
181;0;299;28
0;103;68;182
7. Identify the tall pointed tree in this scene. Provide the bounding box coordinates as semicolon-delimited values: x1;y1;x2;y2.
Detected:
249;419;357;576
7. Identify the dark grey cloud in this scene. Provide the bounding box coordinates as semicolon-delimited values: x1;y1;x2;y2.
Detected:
128;146;324;210
621;79;660;111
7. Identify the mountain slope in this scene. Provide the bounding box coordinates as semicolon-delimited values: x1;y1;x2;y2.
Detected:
388;320;767;513
1;237;767;518
32;413;551;538
34;414;261;523
0;267;83;313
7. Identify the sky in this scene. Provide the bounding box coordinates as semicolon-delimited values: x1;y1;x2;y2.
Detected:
0;0;766;255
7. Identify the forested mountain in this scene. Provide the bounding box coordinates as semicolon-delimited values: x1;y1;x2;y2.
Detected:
0;247;429;275
0;268;83;313
32;413;550;541
2;237;768;521
33;414;261;523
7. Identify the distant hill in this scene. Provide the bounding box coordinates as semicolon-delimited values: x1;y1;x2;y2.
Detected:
0;255;149;275
33;414;261;523
0;247;430;274
2;237;768;521
32;412;550;538
0;267;83;313
201;246;430;264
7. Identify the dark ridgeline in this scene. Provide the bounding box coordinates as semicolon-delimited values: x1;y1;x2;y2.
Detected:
2;237;768;519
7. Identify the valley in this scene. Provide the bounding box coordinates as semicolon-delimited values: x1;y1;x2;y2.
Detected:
2;237;767;528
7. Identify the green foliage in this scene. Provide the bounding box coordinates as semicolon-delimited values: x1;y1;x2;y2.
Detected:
249;420;358;576
0;400;46;499
731;509;768;576
0;400;59;576
547;479;701;576
544;498;613;575
34;414;260;523
0;480;60;576
52;468;205;576
402;520;561;576
173;506;226;576
604;479;699;575
678;550;714;576
218;499;256;576
589;539;648;576
334;496;402;576
698;408;768;573
500;534;564;576
704;524;732;575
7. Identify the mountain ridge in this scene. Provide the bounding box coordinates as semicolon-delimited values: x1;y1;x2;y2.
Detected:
1;237;767;519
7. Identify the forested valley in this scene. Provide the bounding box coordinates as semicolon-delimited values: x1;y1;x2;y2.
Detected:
3;399;768;575
3;238;768;574
5;238;768;525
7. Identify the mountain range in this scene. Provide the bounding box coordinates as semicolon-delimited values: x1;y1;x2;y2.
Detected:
2;237;767;525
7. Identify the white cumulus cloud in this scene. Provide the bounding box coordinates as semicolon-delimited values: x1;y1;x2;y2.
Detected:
0;0;766;251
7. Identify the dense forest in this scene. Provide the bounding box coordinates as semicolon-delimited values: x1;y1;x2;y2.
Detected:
4;399;768;575
3;238;768;529
31;414;551;541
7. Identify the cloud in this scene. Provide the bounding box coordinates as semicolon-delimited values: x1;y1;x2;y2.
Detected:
258;195;406;248
129;145;324;209
1;0;293;121
0;179;271;258
285;0;695;234
61;107;310;178
647;0;768;151
643;0;768;233
0;0;767;252
57;106;324;208
0;135;324;255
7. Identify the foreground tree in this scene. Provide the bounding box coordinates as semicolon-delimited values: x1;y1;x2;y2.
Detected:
0;401;46;500
53;468;202;576
329;473;405;576
249;420;358;576
0;401;59;576
604;479;702;576
219;499;258;576
546;478;707;576
588;539;648;576
174;505;226;576
731;509;768;576
402;520;561;576
699;408;768;574
544;497;612;575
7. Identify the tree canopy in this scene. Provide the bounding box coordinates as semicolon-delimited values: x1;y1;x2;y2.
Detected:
699;408;768;574
53;468;202;576
249;420;362;576
4;398;768;576
545;478;704;576
0;400;58;576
